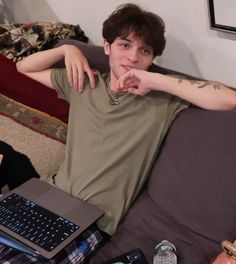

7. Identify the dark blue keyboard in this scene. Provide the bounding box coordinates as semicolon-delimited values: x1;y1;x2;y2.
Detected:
0;193;80;251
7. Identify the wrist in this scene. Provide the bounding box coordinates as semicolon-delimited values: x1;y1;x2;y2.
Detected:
61;44;81;55
150;73;171;93
60;44;71;56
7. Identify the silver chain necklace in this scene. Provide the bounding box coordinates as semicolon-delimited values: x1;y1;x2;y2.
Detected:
105;79;127;105
105;84;120;105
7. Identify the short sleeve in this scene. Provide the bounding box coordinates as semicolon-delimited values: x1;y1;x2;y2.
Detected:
51;68;72;102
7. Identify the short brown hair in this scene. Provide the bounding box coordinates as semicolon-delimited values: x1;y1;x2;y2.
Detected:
102;3;166;57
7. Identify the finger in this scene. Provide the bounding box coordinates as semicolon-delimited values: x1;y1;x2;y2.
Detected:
127;87;140;95
119;75;131;88
125;80;138;88
127;86;146;96
71;66;79;92
66;65;73;87
118;80;138;92
121;79;133;87
120;73;139;89
78;65;84;92
86;67;96;88
118;71;132;87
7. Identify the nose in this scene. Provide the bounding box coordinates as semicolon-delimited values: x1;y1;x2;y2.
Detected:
127;48;139;63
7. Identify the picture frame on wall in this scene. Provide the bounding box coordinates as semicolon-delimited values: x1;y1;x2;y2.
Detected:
208;0;236;33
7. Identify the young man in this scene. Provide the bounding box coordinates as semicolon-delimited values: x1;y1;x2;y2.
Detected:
2;3;235;263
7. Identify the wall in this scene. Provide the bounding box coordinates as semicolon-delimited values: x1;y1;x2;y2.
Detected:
2;0;236;87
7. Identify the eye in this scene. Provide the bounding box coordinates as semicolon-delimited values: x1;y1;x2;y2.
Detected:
119;42;130;49
141;48;152;56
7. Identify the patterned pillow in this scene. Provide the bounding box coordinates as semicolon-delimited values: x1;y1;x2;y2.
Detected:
0;93;67;180
0;22;88;61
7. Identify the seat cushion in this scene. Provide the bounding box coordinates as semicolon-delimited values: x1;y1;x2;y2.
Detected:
90;192;212;264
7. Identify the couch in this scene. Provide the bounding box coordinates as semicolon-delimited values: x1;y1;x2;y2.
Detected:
0;40;236;264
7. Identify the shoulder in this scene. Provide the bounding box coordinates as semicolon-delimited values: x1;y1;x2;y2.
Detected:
51;68;67;80
50;68;70;90
93;71;109;87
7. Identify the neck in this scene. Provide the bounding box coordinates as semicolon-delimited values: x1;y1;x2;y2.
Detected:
109;72;118;92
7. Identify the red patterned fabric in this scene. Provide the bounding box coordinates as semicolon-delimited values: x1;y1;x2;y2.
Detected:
0;54;69;123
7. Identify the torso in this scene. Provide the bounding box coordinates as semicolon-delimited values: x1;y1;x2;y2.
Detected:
50;69;189;235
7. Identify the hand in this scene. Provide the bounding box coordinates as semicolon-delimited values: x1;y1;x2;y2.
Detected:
63;45;96;92
211;251;236;264
0;154;3;165
117;69;156;96
211;241;236;264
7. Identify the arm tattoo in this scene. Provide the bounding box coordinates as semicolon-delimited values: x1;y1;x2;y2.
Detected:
170;75;226;90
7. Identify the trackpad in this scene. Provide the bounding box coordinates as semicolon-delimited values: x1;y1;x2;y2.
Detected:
37;189;81;215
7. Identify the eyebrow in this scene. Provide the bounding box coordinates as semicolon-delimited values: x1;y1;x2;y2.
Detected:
118;37;132;42
117;37;152;50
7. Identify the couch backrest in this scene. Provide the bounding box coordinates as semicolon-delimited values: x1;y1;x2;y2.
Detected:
54;40;197;79
148;106;236;242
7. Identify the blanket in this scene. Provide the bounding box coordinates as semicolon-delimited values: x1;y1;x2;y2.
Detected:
0;22;88;61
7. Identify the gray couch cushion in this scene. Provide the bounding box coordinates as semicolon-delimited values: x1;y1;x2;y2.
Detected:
148;107;236;242
90;191;212;264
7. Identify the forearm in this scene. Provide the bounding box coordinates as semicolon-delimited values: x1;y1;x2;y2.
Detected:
16;45;66;73
16;44;95;92
154;74;236;110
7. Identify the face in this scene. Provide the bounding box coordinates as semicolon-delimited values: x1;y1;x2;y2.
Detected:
104;33;154;83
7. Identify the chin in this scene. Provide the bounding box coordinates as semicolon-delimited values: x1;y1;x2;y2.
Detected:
120;67;131;76
111;66;130;80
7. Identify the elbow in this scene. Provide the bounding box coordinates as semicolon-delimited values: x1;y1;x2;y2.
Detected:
218;94;236;110
16;60;29;75
229;94;236;110
16;61;24;73
204;95;236;111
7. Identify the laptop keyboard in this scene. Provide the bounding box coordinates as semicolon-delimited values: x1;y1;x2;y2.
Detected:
0;193;80;251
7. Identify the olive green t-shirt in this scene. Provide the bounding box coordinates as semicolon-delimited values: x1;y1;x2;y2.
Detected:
50;68;189;235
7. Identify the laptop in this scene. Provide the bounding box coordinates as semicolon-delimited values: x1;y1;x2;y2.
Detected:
0;178;104;259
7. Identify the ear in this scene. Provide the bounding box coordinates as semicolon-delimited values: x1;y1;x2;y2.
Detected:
103;40;111;56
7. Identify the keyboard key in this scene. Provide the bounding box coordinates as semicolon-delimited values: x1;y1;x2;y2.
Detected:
0;193;80;251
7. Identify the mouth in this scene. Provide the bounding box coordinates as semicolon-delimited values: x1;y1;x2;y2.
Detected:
122;65;133;72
